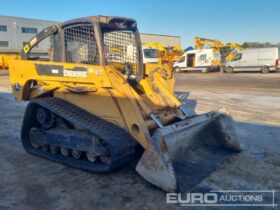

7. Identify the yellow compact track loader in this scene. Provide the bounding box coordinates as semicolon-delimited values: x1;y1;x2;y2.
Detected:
9;16;241;192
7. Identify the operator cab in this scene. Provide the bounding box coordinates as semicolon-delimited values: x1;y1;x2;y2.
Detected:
21;16;144;81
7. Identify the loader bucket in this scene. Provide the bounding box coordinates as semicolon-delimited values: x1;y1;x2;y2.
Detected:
136;111;241;192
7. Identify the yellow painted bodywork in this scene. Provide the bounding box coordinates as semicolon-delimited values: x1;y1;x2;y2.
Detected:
9;60;181;149
225;43;244;62
0;55;3;69
194;37;224;66
0;54;21;69
143;42;184;63
144;63;175;93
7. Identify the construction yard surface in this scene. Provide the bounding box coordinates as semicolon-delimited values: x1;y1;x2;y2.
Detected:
0;70;280;210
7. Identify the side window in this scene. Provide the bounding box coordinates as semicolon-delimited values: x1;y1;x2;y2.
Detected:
22;27;38;34
199;54;207;60
177;56;185;63
0;41;9;47
0;25;7;32
64;24;99;65
231;53;242;61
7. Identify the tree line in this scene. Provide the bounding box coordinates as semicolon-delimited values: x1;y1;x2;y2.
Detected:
241;42;280;48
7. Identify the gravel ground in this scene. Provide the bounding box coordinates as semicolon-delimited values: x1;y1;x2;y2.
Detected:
0;72;280;210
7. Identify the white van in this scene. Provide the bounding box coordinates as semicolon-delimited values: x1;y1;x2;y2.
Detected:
173;49;220;72
225;47;280;73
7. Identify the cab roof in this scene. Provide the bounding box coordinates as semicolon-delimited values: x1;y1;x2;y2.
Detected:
61;15;137;28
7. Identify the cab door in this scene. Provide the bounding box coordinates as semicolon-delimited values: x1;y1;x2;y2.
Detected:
175;55;186;68
230;53;243;71
242;51;258;71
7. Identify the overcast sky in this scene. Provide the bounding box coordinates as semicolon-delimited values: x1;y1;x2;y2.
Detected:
1;0;279;48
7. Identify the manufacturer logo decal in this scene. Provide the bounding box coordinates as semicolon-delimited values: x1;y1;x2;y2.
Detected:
35;64;88;78
63;69;88;78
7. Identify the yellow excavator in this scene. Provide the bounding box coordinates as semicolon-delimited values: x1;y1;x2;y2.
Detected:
224;42;244;62
9;16;241;192
194;37;224;67
195;37;243;63
0;54;21;69
195;37;224;51
143;42;184;63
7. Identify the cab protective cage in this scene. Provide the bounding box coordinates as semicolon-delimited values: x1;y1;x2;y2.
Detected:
21;16;144;81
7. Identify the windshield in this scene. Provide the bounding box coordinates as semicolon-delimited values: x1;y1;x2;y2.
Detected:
143;49;158;59
102;28;140;78
103;30;138;64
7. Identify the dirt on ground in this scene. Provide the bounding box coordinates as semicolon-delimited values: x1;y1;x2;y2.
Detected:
175;71;280;125
0;71;280;210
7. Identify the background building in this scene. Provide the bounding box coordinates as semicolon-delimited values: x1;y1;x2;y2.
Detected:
0;15;57;53
0;15;181;53
140;33;181;48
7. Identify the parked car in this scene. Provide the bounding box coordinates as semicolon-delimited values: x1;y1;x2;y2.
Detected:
224;47;280;73
173;49;220;73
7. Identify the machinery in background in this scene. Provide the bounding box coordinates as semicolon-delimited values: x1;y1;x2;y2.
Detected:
223;42;244;62
194;37;224;51
0;53;21;69
9;16;241;193
158;44;184;64
194;37;224;68
142;43;164;64
143;42;184;64
194;37;244;65
171;45;185;60
142;42;184;91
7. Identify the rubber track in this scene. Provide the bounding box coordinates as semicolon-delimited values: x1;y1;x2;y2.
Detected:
21;97;137;173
